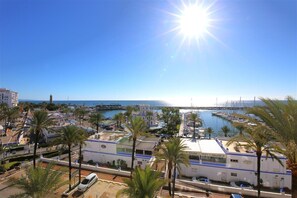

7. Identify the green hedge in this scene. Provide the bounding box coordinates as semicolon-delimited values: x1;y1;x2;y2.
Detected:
3;161;21;171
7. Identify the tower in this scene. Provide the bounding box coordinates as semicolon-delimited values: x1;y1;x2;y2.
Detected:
50;94;53;104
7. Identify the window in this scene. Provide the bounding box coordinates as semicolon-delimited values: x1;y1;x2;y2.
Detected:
144;150;152;155
231;173;237;177
189;155;200;160
101;145;106;149
136;150;143;154
230;159;238;163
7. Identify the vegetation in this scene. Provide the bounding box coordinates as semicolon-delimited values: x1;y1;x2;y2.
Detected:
146;111;153;127
9;163;66;198
28;110;55;168
160;107;181;135
155;137;189;197
0;105;19;134
57;125;81;191
247;97;297;196
89;112;103;133
124;106;135;120
227;124;282;198
74;107;88;125
113;112;125;129
126;116;147;177
189;112;202;140
77;129;88;183
206;127;214;139
116;166;165;198
221;125;230;137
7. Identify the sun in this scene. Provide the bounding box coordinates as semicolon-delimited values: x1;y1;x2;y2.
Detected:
178;5;210;40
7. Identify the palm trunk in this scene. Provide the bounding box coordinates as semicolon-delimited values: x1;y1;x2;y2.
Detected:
130;137;136;178
68;144;72;191
193;122;196;140
209;134;211;139
79;144;82;183
96;123;99;133
33;131;39;169
256;151;261;198
168;163;172;196
172;163;177;198
292;170;297;198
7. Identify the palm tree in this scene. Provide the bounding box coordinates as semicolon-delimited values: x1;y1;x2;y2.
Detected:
28;111;55;168
247;97;297;196
113;112;125;129
146;111;154;127
206;127;214;139
226;124;282;198
126;116;147;177
57;125;80;191
89;112;103;133
171;138;190;198
74;107;87;125
124;106;134;122
155;137;189;197
77;129;87;183
189;112;202;140
1;106;19;134
234;122;245;135
9;163;66;198
116;166;166;198
221;125;230;137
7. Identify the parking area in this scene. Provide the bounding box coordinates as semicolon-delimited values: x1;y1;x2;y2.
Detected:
72;179;127;198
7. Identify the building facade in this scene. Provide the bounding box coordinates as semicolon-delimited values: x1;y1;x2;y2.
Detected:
0;88;18;107
179;138;291;190
83;132;160;169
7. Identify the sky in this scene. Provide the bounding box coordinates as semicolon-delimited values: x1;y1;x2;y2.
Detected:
0;0;296;105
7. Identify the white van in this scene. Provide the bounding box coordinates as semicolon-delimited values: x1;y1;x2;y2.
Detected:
77;173;98;192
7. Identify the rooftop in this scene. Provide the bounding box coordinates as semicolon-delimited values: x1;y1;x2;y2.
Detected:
182;138;225;155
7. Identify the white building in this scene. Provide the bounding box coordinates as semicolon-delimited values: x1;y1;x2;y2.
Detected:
179;138;291;190
0;88;18;107
83;131;160;169
133;105;158;127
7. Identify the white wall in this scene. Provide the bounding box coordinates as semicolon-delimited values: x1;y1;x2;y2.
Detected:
180;161;291;189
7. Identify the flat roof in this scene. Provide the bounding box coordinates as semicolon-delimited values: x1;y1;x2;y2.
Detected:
183;139;225;155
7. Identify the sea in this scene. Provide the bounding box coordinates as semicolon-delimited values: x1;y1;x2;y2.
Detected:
20;99;261;137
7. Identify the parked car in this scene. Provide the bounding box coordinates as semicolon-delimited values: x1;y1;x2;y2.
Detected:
230;194;242;198
192;176;211;183
230;181;253;189
77;173;98;192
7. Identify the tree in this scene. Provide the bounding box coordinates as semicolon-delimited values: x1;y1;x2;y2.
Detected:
227;124;282;198
74;107;87;125
57;125;80;191
28;111;55;168
116;166;166;198
0;106;19;134
233;122;245;135
146;111;154;127
206;127;214;139
114;112;125;129
160;107;181;136
124;106;135;121
126;116;147;177
189;112;202;140
155;137;189;197
89;112;103;133
9;163;66;198
171;138;190;198
247;97;297;196
221;125;230;137
77;129;88;183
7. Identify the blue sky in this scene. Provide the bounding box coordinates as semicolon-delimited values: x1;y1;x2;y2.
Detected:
0;0;296;105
